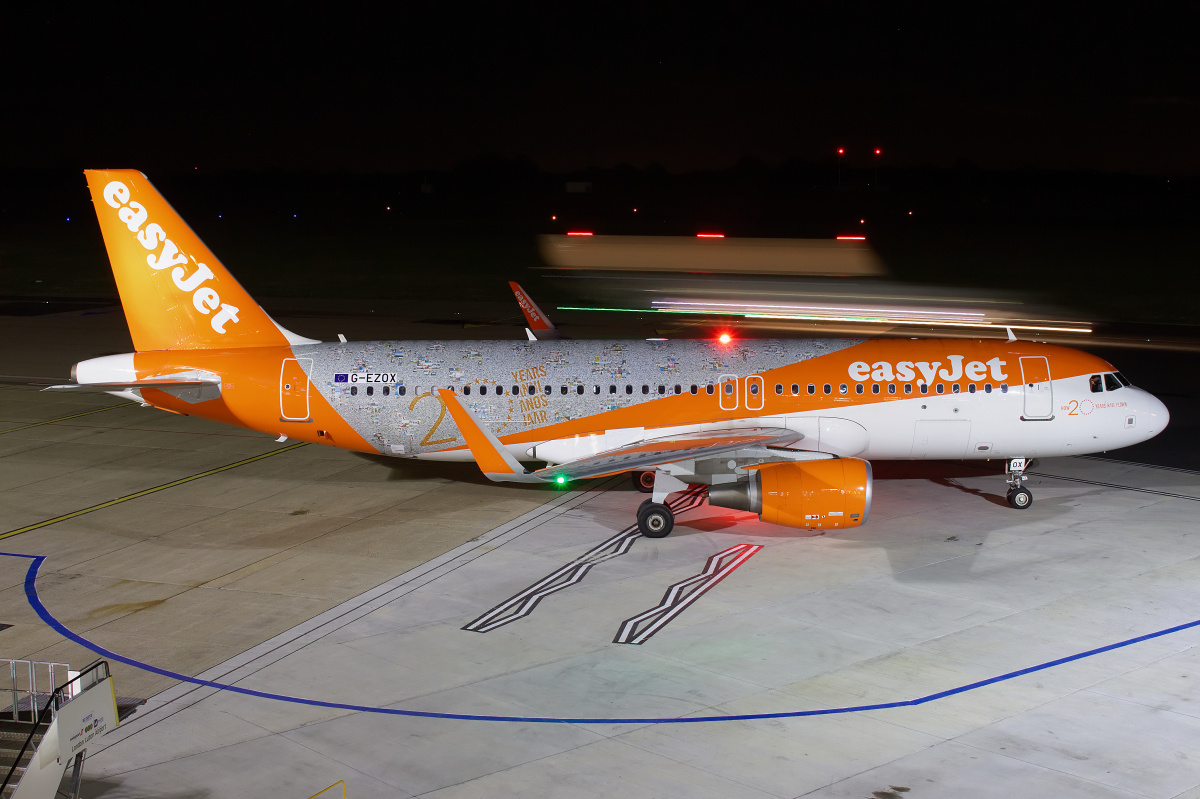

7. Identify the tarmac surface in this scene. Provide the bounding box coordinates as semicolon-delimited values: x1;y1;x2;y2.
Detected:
1;303;1199;798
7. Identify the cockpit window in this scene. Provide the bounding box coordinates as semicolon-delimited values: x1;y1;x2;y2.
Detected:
1115;372;1131;387
1089;375;1103;393
1104;373;1122;391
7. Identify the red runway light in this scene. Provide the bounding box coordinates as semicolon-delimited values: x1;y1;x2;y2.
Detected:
697;233;725;238
836;236;867;241
837;148;845;155
874;148;882;155
566;231;593;236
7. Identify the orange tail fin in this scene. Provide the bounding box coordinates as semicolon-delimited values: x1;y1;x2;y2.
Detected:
83;169;315;351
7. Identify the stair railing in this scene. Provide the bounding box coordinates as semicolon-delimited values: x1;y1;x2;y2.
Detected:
0;660;110;795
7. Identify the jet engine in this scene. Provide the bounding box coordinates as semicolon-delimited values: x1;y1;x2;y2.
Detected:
707;458;872;530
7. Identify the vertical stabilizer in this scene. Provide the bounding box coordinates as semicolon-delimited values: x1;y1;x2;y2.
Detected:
509;281;565;339
84;169;314;351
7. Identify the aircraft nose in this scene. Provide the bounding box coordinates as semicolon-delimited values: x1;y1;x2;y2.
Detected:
1140;390;1170;437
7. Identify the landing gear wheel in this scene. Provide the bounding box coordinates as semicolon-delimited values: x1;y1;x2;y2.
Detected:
633;470;656;493
1007;487;1033;509
637;501;675;538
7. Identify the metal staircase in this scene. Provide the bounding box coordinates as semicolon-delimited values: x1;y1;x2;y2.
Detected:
0;660;143;799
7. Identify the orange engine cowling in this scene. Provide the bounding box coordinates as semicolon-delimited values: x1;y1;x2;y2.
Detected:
707;458;872;530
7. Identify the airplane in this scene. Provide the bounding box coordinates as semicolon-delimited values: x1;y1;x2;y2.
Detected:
54;170;1169;538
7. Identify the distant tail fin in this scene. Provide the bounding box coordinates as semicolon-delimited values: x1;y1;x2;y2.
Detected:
84;169;316;351
509;281;565;340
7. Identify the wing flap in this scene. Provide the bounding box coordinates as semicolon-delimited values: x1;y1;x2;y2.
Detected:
537;427;800;481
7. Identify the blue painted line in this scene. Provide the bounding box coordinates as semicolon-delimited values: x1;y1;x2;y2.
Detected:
8;550;1200;725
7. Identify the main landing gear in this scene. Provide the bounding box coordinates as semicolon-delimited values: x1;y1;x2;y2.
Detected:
637;499;675;538
1006;457;1033;509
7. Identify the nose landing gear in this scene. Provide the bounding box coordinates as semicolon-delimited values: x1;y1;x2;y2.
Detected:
1006;458;1032;509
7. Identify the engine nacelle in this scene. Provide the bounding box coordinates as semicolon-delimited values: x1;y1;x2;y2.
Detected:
708;458;872;530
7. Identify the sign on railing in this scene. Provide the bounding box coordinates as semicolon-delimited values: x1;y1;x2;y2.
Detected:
56;676;119;762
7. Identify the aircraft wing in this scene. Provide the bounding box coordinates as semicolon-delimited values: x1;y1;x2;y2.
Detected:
438;388;800;484
534;427;800;481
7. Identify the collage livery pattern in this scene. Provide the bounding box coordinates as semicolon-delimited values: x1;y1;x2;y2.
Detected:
302;338;862;455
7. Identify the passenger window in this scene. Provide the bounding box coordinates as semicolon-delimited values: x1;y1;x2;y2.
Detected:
560;385;568;395
920;383;928;395
545;385;552;395
856;384;864;395
952;383;960;394
984;384;991;394
936;384;945;394
904;384;912;395
577;385;585;395
528;384;535;395
383;386;390;396
1089;375;1104;393
592;385;599;395
398;386;407;396
609;385;616;394
658;385;666;395
642;385;650;394
791;383;799;395
968;384;976;394
674;385;681;394
839;383;848;395
724;383;734;395
626;385;633;395
367;386;374;396
690;385;698;394
749;383;759;396
823;383;832;395
808;384;816;395
872;384;880;395
350;386;357;396
1104;373;1121;391
888;384;896;395
775;383;783;395
1001;383;1009;393
461;386;470;396
706;384;715;395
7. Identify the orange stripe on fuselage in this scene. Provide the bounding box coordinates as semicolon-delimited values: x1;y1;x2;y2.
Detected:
435;339;1114;453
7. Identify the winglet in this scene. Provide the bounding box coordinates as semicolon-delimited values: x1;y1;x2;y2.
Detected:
1007;326;1017;342
436;389;541;482
509;281;564;340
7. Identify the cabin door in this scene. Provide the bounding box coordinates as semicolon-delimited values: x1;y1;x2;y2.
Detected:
280;358;313;421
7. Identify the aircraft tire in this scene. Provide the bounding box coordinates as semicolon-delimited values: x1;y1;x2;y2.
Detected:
1007;487;1033;509
637;502;674;538
633;470;656;493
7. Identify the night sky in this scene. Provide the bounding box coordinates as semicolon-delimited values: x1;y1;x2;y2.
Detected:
5;5;1198;176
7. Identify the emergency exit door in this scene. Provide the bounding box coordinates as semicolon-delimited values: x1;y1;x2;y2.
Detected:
280;358;312;421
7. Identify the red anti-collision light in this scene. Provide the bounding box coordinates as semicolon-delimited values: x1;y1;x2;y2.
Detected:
697;233;724;238
836;236;866;241
566;231;593;236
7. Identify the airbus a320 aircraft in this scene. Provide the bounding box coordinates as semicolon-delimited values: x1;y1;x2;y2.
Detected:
60;170;1169;538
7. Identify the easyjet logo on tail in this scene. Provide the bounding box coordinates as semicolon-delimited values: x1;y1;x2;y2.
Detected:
848;355;1007;383
102;181;240;334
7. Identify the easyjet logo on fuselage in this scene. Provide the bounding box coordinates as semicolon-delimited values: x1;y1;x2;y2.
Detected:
102;181;241;334
848;355;1008;384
